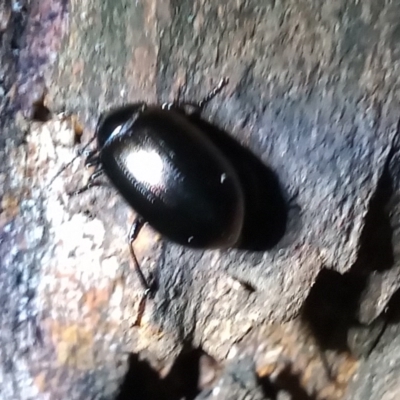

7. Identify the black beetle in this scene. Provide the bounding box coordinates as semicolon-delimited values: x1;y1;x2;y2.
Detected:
58;79;246;299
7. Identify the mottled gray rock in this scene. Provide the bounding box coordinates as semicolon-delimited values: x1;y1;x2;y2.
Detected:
195;357;267;400
2;0;400;399
346;323;400;400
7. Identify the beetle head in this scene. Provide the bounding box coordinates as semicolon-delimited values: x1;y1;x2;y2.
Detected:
95;103;147;148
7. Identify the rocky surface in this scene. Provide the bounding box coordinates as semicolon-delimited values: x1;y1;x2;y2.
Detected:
1;0;400;399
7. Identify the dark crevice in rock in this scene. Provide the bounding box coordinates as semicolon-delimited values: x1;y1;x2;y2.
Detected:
30;97;52;122
301;268;365;352
385;287;400;323
299;162;400;385
259;365;317;400
9;1;29;52
115;353;160;400
0;0;30;147
116;346;215;400
301;163;395;354
351;166;394;275
257;375;278;399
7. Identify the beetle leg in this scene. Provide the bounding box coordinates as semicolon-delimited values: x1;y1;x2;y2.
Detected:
128;217;151;293
88;168;104;182
71;167;104;195
161;102;175;111
46;136;98;190
129;216;154;327
197;77;229;109
165;77;229;115
84;154;101;168
78;147;97;159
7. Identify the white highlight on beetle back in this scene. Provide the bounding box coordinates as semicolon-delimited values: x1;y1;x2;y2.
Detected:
125;149;164;185
109;124;123;141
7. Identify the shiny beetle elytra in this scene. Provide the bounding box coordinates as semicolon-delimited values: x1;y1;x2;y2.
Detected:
63;79;247;301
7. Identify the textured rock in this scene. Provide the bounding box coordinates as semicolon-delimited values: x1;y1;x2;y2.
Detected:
1;0;400;399
346;323;400;400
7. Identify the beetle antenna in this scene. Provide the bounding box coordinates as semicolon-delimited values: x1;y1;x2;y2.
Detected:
198;77;229;109
45;135;97;189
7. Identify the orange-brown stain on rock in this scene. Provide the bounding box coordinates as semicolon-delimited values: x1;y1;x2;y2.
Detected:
50;321;96;370
135;316;168;352
1;193;20;220
34;372;47;393
257;363;276;377
78;287;113;328
248;322;360;400
83;287;111;311
337;356;359;384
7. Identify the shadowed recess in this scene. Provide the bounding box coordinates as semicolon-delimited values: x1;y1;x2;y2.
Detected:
186;114;289;251
302;164;396;353
115;346;218;400
351;166;394;275
301;268;365;352
258;365;317;400
383;287;400;324
30;99;52;122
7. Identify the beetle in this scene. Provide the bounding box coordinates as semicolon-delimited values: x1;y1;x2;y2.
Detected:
59;79;245;299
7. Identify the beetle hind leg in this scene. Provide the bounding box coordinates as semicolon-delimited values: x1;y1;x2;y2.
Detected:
128;216;151;292
128;216;155;326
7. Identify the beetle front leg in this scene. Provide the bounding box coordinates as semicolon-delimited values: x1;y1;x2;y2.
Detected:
71;163;104;196
197;77;229;109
